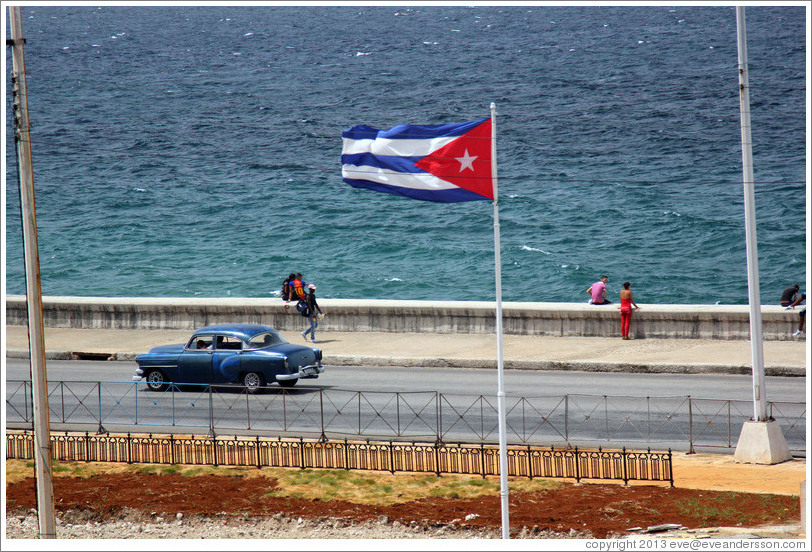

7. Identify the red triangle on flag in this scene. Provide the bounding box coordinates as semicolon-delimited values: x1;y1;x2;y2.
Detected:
414;119;494;200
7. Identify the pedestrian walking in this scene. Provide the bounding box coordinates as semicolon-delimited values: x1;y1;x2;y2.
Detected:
301;284;323;343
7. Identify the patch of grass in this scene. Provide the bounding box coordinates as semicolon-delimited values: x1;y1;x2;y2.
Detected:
677;494;744;525
5;459;562;506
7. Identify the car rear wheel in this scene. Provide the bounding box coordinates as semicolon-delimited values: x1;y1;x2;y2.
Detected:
241;372;265;394
278;378;298;388
144;369;168;392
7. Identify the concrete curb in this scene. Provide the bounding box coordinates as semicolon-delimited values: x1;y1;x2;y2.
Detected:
6;349;805;376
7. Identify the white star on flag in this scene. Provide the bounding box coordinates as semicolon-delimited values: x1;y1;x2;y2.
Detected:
455;149;477;172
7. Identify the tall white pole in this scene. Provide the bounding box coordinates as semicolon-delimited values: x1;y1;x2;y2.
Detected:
490;102;510;539
8;6;57;538
735;7;768;422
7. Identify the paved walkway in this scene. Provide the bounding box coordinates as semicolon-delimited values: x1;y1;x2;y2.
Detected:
4;325;807;376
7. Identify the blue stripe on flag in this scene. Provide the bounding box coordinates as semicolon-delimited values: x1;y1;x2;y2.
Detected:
342;178;488;203
341;119;487;141
340;153;426;173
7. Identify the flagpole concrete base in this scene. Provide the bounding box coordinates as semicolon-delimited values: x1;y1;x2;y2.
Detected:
733;420;792;465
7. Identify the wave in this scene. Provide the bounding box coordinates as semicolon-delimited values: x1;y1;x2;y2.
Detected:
520;245;552;255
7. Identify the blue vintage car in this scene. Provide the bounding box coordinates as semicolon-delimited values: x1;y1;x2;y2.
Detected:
132;323;324;392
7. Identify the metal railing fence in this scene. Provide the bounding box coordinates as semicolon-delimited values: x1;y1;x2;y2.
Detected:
5;430;674;486
5;380;806;456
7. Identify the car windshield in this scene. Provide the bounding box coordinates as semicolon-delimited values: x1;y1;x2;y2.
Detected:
246;330;287;349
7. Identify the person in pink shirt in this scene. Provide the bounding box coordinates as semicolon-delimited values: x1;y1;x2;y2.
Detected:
586;275;611;304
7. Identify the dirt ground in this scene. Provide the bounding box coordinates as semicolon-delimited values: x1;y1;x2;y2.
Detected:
5;455;805;539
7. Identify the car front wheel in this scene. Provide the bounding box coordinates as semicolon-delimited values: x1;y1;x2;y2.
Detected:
278;378;298;388
241;372;265;394
144;369;168;392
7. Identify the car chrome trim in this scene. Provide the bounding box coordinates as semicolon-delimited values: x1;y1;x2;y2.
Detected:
275;363;324;381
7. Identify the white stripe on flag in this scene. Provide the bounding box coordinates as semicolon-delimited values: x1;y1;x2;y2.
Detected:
341;165;457;190
341;136;458;157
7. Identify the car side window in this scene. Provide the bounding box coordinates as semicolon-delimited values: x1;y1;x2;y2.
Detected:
214;335;243;350
187;336;212;350
246;331;285;349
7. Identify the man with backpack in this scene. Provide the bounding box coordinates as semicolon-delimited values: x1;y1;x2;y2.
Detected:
301;284;323;343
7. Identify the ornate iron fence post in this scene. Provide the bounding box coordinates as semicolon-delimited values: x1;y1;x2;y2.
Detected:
480;442;486;479
668;449;674;487
255;435;261;469
622;447;628;485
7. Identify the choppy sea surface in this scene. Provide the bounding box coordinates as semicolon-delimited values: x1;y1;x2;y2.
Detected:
4;5;807;304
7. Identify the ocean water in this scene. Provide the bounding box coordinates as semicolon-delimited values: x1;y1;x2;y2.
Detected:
4;5;807;304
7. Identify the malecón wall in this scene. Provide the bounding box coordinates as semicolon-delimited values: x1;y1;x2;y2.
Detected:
4;295;801;340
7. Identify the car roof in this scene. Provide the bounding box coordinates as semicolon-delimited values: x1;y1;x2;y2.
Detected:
193;324;275;341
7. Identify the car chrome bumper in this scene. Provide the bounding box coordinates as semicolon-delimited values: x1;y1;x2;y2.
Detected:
132;368;144;382
275;363;324;381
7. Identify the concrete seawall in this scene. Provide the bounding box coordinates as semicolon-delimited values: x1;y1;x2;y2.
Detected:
5;295;803;340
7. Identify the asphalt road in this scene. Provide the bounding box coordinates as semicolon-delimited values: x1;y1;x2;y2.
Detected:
5;358;807;399
5;359;806;453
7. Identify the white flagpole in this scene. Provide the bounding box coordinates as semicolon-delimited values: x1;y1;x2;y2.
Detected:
490;102;510;539
735;7;767;422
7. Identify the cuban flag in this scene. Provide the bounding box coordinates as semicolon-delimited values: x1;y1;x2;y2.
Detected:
341;118;494;203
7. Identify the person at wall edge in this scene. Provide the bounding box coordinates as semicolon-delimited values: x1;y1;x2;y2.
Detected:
587;275;611;304
291;273;307;302
780;284;800;307
619;281;640;340
282;273;295;302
